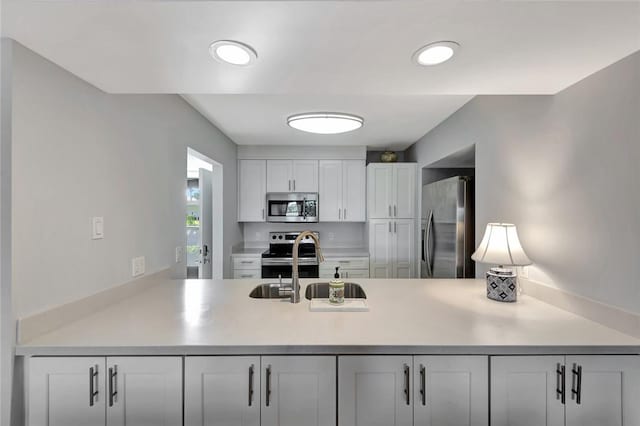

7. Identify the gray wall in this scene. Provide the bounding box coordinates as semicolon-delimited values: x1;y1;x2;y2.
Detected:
406;52;640;314
12;42;242;318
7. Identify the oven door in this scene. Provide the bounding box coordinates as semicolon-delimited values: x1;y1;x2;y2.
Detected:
266;193;318;223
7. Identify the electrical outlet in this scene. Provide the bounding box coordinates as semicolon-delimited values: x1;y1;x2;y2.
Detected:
132;256;145;277
518;266;530;279
175;246;183;263
92;217;104;239
328;232;335;240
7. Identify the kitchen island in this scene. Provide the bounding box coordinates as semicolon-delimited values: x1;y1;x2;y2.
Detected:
20;278;640;426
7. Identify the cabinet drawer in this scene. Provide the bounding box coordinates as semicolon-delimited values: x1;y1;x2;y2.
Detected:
322;257;369;270
232;257;262;270
234;270;261;279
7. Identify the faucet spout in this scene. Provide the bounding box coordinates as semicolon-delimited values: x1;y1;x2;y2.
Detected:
291;231;323;303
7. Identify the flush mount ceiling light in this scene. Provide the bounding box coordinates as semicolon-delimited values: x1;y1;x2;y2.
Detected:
209;40;257;66
413;41;460;66
287;113;364;134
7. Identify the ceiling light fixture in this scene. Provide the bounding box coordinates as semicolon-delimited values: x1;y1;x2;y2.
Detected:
287;113;364;134
413;41;459;66
209;40;257;66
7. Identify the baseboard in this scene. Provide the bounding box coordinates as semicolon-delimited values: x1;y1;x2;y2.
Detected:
521;277;640;339
17;269;171;344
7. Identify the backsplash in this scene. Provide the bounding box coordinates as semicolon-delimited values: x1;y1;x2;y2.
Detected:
242;222;367;248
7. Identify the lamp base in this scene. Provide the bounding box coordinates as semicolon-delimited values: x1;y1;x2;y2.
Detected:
486;267;518;302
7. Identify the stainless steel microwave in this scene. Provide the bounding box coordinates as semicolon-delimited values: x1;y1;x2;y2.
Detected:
266;193;318;223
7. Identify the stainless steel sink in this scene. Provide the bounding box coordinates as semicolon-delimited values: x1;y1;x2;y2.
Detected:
249;284;292;299
304;282;366;300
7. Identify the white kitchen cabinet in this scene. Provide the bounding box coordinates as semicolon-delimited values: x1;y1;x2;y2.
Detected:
367;163;416;219
491;356;565;426
266;160;318;193
339;355;413;426
564;355;640;426
261;356;336;426
319;159;366;222
320;257;370;279
232;254;262;279
106;357;182;426
369;219;416;278
185;356;260;426
28;357;106;426
238;160;266;222
413;356;488;426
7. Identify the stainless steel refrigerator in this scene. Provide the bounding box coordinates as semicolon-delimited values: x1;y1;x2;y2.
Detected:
420;176;474;278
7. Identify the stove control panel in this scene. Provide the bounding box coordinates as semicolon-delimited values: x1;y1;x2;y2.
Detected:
268;232;319;244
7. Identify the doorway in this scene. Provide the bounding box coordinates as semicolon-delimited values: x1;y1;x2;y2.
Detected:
186;148;223;279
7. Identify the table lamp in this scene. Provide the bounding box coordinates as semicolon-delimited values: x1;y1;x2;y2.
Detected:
472;223;532;302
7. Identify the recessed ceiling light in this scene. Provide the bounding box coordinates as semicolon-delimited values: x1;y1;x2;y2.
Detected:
209;40;257;66
287;113;364;134
413;41;460;66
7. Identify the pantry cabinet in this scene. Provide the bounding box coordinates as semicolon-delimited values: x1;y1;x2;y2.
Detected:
238;160;267;222
339;356;414;426
413;356;488;426
319;160;366;222
266;159;318;193
491;355;640;426
369;219;415;278
185;356;260;426
367;163;416;219
28;357;182;426
261;356;336;426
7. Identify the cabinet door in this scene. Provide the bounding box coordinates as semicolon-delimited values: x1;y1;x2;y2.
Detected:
266;160;293;192
414;356;488;426
343;160;366;222
339;356;413;426
393;163;416;219
261;356;336;426
28;357;106;426
491;356;564;426
292;160;318;192
393;219;415;278
238;160;266;222
367;164;393;218
319;160;343;222
369;219;393;278
565;355;640;426
185;356;260;426
106;357;182;426
342;269;370;279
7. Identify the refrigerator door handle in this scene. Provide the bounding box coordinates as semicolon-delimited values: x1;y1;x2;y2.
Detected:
425;210;434;277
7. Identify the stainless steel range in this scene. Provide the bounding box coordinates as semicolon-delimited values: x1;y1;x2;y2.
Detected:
261;231;320;279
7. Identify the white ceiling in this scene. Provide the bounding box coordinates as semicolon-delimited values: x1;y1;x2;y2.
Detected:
4;1;640;149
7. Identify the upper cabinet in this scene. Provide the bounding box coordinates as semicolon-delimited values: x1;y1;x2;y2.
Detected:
319;160;366;222
266;160;318;193
367;163;417;219
238;160;266;222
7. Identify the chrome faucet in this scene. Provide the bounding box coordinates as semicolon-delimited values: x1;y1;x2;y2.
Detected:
290;231;324;303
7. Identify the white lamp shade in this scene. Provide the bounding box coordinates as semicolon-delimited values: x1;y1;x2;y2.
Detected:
472;223;532;266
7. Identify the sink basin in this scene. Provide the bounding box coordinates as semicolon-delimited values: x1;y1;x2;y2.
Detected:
304;282;366;300
249;284;291;299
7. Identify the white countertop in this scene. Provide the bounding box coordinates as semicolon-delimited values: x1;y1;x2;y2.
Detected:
17;278;640;356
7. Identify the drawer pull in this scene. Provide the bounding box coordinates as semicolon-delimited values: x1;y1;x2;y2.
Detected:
89;365;99;407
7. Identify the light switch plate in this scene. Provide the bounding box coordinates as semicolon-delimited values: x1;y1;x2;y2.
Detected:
175;246;183;263
92;217;104;240
132;256;145;277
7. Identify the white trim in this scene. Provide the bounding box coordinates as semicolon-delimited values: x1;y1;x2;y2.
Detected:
521;277;640;339
237;145;366;160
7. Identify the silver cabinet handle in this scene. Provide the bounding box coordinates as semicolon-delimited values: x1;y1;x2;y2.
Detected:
338;208;341;220
389;221;392;233
425;210;434;278
571;364;582;405
344;208;347;219
288;180;291;191
403;364;410;406
556;363;566;404
394;222;397;233
394;205;397;217
265;365;272;407
293;180;296;191
240;260;254;264
108;365;118;407
388;205;392;217
89;365;99;407
419;364;426;406
240;274;254;278
262;208;265;220
248;364;254;407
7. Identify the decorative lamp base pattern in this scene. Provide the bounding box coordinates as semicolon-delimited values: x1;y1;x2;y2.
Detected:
486;269;518;302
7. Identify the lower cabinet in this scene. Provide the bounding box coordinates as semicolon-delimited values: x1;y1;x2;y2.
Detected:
28;356;182;426
491;355;640;426
338;355;488;426
184;355;336;426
